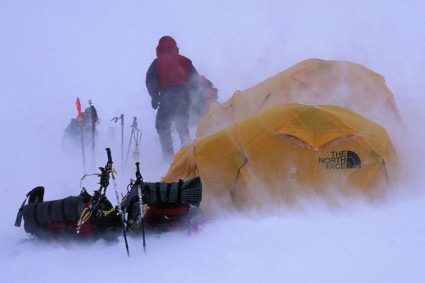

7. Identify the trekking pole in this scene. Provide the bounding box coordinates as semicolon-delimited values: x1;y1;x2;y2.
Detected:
76;98;87;174
120;114;124;171
133;122;142;163
135;161;146;251
125;117;137;169
106;148;130;257
77;148;112;234
89;99;96;172
111;114;124;171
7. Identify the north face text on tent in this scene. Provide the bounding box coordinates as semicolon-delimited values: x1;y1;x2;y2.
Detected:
318;151;362;169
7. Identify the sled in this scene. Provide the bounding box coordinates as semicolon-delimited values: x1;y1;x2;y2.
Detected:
15;148;203;255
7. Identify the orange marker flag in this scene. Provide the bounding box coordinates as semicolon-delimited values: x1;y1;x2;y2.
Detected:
76;98;83;125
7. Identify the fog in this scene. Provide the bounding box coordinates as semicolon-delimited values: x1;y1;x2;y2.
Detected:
1;1;425;282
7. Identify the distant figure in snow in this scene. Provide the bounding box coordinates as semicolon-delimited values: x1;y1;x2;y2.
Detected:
62;105;99;151
146;36;199;162
190;75;219;127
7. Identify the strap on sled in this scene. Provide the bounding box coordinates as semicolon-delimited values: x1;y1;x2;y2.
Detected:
15;186;45;227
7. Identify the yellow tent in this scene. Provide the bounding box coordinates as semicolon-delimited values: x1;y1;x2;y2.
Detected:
163;104;397;211
196;58;401;139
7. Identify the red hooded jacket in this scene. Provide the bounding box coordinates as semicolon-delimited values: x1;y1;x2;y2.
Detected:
146;36;198;97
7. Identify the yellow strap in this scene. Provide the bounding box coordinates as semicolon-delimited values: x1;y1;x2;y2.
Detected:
102;207;116;216
77;207;91;227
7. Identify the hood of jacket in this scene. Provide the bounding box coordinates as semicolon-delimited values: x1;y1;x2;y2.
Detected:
156;36;179;57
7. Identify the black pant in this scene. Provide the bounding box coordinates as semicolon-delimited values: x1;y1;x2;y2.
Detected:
155;87;191;161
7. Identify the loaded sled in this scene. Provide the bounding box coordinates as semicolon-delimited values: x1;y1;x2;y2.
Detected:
15;148;203;253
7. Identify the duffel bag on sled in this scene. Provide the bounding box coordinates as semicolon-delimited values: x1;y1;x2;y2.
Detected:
14;186;121;240
121;177;203;232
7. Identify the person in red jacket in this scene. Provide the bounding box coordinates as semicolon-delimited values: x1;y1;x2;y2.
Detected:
146;36;199;162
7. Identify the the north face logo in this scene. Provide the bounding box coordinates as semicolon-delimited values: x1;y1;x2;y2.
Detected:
318;150;361;169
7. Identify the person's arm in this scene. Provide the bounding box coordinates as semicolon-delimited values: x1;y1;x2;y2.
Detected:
146;60;159;98
146;60;160;109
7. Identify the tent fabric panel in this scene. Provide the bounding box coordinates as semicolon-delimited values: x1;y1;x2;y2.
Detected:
195;59;401;140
